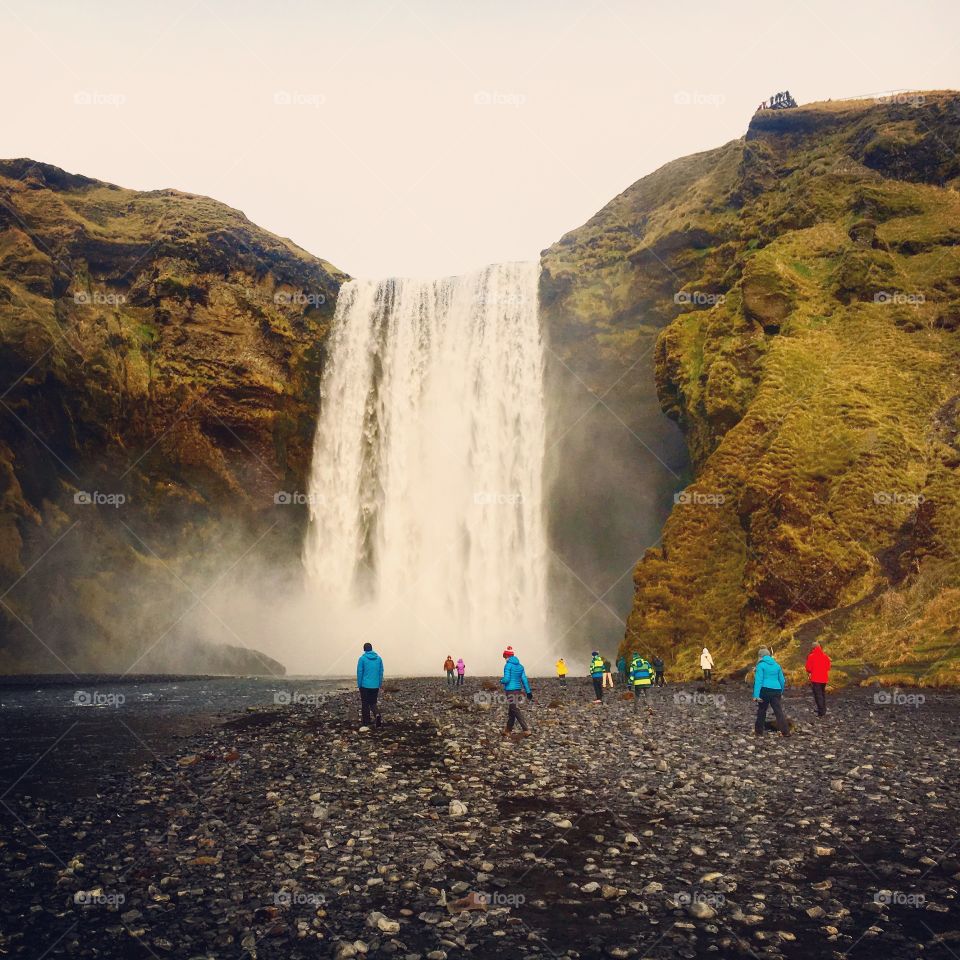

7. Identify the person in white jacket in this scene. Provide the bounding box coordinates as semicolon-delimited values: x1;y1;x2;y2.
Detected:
700;647;715;684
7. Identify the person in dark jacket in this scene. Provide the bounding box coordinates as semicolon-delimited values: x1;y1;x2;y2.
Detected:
357;642;384;728
652;655;665;687
616;655;627;685
500;647;533;737
753;647;789;736
805;641;831;716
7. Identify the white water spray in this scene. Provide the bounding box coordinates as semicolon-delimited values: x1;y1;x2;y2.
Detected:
303;262;549;675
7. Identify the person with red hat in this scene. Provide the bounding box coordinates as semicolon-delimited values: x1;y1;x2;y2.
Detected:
805;640;831;717
500;646;533;737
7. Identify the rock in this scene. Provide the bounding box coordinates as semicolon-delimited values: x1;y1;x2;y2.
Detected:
687;900;716;920
448;800;468;818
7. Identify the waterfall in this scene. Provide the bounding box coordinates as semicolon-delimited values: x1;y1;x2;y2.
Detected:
302;262;549;676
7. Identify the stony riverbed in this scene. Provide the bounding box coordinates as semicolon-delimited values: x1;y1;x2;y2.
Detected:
1;678;958;959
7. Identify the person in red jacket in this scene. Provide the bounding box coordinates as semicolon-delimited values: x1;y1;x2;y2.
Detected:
805;640;831;717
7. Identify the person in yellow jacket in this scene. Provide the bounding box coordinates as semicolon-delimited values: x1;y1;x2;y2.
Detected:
555;658;568;686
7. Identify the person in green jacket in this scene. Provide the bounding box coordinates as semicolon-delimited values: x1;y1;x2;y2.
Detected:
629;653;654;711
589;651;605;703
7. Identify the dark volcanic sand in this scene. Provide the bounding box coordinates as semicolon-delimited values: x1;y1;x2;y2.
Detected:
1;678;957;959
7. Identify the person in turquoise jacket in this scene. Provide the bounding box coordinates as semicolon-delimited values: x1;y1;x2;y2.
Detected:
356;642;384;728
500;646;532;736
753;647;790;736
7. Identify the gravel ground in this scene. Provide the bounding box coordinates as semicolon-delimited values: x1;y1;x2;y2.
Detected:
1;677;958;959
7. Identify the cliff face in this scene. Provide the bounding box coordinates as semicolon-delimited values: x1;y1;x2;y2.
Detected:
0;160;348;673
545;93;960;683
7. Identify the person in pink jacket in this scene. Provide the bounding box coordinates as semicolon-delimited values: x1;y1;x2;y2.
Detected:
455;658;466;686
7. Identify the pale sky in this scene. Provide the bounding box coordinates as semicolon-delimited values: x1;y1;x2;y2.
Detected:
3;0;959;278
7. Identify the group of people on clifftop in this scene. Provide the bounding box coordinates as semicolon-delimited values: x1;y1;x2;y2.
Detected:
356;638;832;739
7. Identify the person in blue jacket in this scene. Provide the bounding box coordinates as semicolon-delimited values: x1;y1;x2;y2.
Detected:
357;642;384;729
500;646;533;737
753;646;790;736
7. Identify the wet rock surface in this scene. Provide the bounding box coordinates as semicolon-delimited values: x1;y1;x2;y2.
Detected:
1;679;958;958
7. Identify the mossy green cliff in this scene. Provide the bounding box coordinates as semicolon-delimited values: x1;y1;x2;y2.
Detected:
542;92;960;684
0;160;348;673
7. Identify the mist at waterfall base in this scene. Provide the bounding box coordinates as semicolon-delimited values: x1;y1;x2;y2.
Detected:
294;262;552;677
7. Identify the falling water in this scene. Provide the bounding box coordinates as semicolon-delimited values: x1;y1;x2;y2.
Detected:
303;262;549;675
